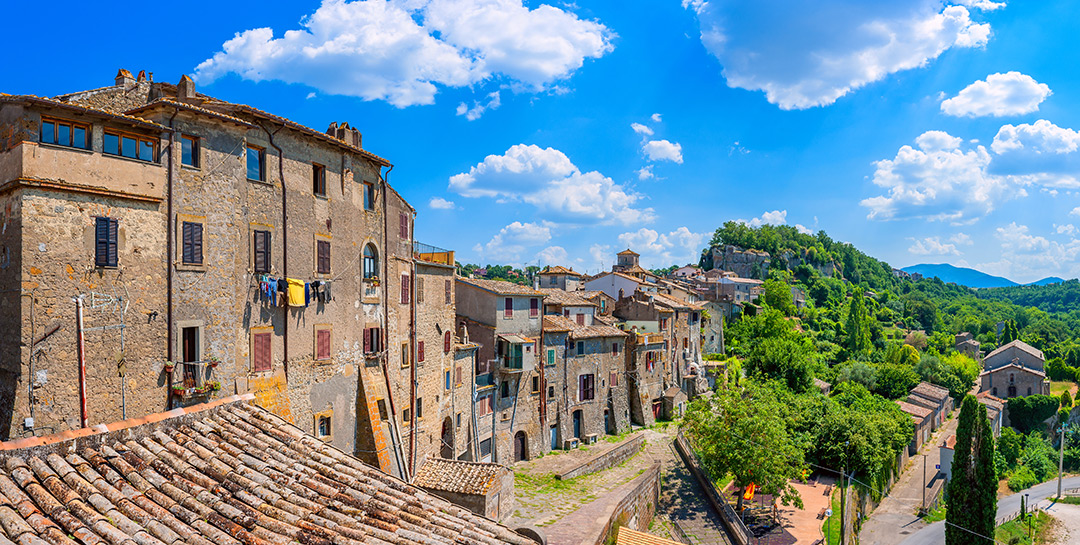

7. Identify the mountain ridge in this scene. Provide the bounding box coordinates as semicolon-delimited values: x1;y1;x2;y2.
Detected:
901;263;1069;289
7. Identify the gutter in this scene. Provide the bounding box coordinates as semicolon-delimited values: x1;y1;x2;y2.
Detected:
166;108;179;407
258;122;288;379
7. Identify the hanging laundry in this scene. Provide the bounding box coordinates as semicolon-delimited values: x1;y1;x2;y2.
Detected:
319;281;332;303
287;278;306;307
277;278;289;307
304;282;312;307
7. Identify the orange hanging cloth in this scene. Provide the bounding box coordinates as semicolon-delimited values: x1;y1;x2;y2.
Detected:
743;483;756;501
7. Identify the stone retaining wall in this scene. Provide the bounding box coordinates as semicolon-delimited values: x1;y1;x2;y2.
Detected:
673;431;751;545
557;433;644;480
544;462;660;545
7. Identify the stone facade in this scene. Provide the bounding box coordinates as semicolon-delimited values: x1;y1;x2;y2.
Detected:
624;327;669;427
710;245;770;279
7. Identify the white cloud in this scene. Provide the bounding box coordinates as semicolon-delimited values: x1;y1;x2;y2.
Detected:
795;224;813;235
631;122;654;136
1055;224;1077;236
457;91;501;120
636;166;654;180
950;232;973;245
642;139;684;164
907;236;960;256
589;243;612;271
861;130;1022;222
991;120;1080;188
477;221;552;262
737;210;788;227
977;222;1080;282
617;227;707;268
428;197;456;209
449;144;654;225
954;0;1005;10
195;0;613;107
1072;207;1080;216
536;245;569;265
685;2;995;110
651;113;663;123
941;72;1051;118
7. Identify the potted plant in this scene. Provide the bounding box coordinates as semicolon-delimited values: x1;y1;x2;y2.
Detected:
171;385;185;397
208;381;222;392
163;361;175;373
207;356;220;369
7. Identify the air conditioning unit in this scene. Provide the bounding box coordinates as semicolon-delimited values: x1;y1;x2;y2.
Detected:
501;410;510;421
563;438;580;450
585;433;598;445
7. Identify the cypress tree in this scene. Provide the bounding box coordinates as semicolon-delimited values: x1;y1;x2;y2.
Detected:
946;395;997;545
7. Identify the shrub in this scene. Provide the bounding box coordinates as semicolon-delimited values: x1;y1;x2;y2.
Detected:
1062;390;1073;408
1007;395;1061;434
1007;466;1038;492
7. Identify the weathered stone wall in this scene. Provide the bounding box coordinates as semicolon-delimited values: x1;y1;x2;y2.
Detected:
556;433;644;480
711;245;770;279
561;335;627;444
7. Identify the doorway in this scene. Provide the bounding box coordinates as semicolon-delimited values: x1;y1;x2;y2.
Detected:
514;431;528;462
441;417;454;459
572;410;582;439
550;425;558;450
181;326;199;388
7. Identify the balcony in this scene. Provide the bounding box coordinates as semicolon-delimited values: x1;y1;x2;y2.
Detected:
414;241;454;266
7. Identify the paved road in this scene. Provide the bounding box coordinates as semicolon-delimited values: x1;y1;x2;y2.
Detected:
898;476;1080;545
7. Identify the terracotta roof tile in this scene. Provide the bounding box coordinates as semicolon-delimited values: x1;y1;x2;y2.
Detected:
910;382;950;402
412;458;506;496
985;340;1044;362
538;266;576;275
124;99;255;128
896;401;932;419
0;94;163;130
457;277;543;296
0;399;531;545
537;289;596;307
617;527;683;545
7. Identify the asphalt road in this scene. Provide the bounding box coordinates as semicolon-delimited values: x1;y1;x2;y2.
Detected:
898;476;1080;545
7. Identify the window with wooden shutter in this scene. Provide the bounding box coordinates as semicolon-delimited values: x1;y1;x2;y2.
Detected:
316;328;331;360
530;298;539;317
399;213;408;239
317;240;330;274
612;343;620;355
400;274;410;304
504;297;513;318
445;279;452;304
94;217;118;268
252;332;272;372
312;163;326;196
610;372;618;387
253;230;271;273
417;277;424;304
363;328;372;354
417;341;425;362
576;314;585;326
182;221;203;265
444;330;452;353
455;365;462;385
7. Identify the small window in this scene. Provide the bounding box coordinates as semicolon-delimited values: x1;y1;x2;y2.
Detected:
376;398;388;420
417;277;425;304
313;163;326;196
252;332;272;372
363;182;376;210
363;244;379;279
531;376;540;393
399;212;409;239
548;386;555;399
401;274;411;304
41;118;89;149
247;145;265;181
456;413;462;427
253;230;271;273
445;279;452;304
444;330;452;353
402;408;411;424
501;381;510;399
504;297;513;318
477;395;493;417
579;374;595;401
316;328;331;361
530;298;539;317
181;136;200;168
577;341;585;355
316;415;331;438
455;365;463;385
182;221;203;265
401;342;410;368
94;217;118;268
576;314;585;326
416;398;423;419
479;438;492;457
363;327;383;354
660;318;668;331
547;349;555;366
418;341;425;363
610;372;618;387
445;370;451;390
316;240;330;274
103;130;156;162
613;343;620;355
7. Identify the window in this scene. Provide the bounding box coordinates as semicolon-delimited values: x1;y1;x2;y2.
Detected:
417;277;425;304
548;386;556;399
613;343;620;355
530;298;539;317
576;314;585;326
104;130;156;162
401;274;411;304
312;163;326;195
455;365;463;386
363;327;383;354
181;136;199;167
547;349;556;366
402;408;411;424
246;145;265;181
182;221;203;265
363;244;378;279
610;372;618;387
531;376;540;394
577;341;585;355
401;342;410;368
316;328;331;361
579;374;595;401
316;240;330;274
444;279;452;304
682;338;688;350
477;395;493;417
549;276;557;285
376;399;388;420
416;398;424;420
445;370;451;390
252;332;272;372
600;299;606;313
501;381;510;399
41;118;88;149
504;297;513;318
253;230;271;273
479;438;492;458
646;351;656;372
94;217;118;268
444;331;452;353
363;182;375;210
456;413;462;428
399;212;409;239
659;318;668;331
417;341;425;363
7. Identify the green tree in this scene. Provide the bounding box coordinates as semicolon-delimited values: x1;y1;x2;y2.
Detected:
872;362;920;400
1063;390;1074;408
682;380;805;511
763;279;795;314
997;427;1021;466
745;336;815;392
846;288;872;356
837;361;878;391
946;395;997;545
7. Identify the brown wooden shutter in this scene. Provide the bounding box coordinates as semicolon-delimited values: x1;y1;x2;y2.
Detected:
455;365;462;385
401;274;410;304
317;329;331;360
417;277;424;304
399;213;408;239
417;341;425;362
530;298;539;317
445;279;452;304
504;297;513;318
444;330;452;353
254;230;270;272
317;240;330;274
363;328;372;353
576;314;585;326
253;333;272;372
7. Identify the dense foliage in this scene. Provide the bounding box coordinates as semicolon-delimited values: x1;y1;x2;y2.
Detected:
1006;396;1061;434
946;396;997;545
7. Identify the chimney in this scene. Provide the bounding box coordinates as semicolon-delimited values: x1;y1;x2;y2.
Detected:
336;122;350;141
177;75;196;100
351;127;362;148
115;69;135;88
326;121;338;136
137;70;147;83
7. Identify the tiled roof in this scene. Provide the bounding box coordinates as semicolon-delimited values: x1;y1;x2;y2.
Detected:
0;397;531;545
976;391;1005;410
649;293;692;310
543;316;575;333
985;340;1044;362
412;458;506;496
53;81;155;116
617;249;639;256
125;99;256;128
979;363;1046;378
542;315;626;339
910;382;950;402
537;289;596;307
620;265;652;276
538;266;576;275
0;94;163;130
457;277;543;296
616;527;682;545
942;435;956;450
896;400;933;419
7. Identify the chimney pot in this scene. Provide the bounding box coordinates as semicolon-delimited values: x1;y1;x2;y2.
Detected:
178;75;196;100
326;121;338;136
137;70;146;83
115;69;135;88
352;128;362;148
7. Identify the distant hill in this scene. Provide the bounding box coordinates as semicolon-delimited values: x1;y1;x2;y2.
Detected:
1028;276;1066;286
901;263;1018;288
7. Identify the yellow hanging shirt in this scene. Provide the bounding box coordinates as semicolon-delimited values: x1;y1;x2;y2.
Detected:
287;278;306;306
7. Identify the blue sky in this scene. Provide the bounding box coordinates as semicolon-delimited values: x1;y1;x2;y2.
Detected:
7;0;1080;282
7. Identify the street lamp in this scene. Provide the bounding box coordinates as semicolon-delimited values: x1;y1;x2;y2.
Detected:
1024;493;1031;541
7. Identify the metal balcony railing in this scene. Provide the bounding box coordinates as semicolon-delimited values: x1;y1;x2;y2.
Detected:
413;241;454;266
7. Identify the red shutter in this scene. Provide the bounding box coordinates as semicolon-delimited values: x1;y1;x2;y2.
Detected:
317;329;331;360
253;333;272;372
417;341;425;362
576;314;585;326
444;330;452;353
455;366;462;385
399;213;408;239
401;274;410;304
504;297;513;318
364;328;372;354
613;343;619;355
530;298;539;317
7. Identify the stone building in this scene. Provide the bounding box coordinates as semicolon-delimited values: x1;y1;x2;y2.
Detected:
955;331;981;359
413;457;516;522
623;323;669;426
538;288;597;324
456;277;546;463
979;340;1051;398
536;265;582;291
710;245;771;279
0;70;459;487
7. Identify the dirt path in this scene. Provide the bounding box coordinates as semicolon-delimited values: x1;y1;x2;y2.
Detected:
1042;502;1080;544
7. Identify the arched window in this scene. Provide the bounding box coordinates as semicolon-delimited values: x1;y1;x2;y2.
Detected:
363;244;378;279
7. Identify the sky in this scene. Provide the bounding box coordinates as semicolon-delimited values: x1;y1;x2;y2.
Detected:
6;0;1080;283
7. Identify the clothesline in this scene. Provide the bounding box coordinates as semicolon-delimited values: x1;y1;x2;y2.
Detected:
256;274;332;308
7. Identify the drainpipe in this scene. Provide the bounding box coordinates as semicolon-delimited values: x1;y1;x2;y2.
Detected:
21;291;35;432
379;164;408;480
259;122;288;379
75;295;87;428
409;211;417;477
166;109;178;407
